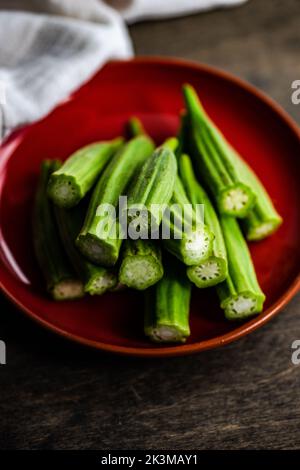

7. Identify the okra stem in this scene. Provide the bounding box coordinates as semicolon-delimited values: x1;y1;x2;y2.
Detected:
179;154;228;287
48;138;123;208
126;117;146;138
183;84;256;218
33;160;84;300
76;136;154;266
175;111;189;159
144;256;191;343
127;144;177;236
54;200;117;295
216;216;265;320
119;239;164;290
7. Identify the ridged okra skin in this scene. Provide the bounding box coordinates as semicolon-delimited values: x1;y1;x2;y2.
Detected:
179;154;228;288
126;145;177;236
243;207;282;241
120;119;166;290
48;138;123;208
144;257;192;343
182;86;282;236
119;239;164;290
183;84;256;218
234;152;282;240
33;160;84;300
126;121;178;239
54;200;117;295
76;135;154;266
163;176;214;266
216;216;265;320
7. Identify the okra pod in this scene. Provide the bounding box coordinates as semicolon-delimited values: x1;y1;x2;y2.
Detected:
179;154;228;287
183;84;256;218
127;144;177;236
216;216;265;320
235;152;282;240
125;121;177;239
76;135;154;266
48;138;123;208
243;206;282;241
33;160;84;300
163;176;214;266
119;239;164;290
54;200;117;295
126;116;146;138
163;137;215;266
119;117;164;290
144;256;191;343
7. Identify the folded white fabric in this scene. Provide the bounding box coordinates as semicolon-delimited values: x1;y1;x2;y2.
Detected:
0;0;247;139
0;1;132;138
118;0;248;23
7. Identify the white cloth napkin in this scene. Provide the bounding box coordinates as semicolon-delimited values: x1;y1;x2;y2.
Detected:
0;0;247;139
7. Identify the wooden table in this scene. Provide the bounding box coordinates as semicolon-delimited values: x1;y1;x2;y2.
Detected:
0;0;299;450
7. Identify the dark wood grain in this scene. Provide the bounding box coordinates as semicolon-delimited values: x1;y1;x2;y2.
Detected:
0;0;300;450
131;0;300;123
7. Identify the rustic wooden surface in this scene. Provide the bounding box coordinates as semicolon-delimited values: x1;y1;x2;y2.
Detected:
0;0;300;450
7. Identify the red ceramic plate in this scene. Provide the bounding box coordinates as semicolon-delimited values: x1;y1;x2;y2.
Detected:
0;58;299;357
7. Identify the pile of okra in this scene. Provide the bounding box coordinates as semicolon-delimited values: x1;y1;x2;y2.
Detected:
33;85;282;344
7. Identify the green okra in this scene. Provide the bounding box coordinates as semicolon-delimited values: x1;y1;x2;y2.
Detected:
163;175;214;266
33;160;84;300
118;117;164;290
144;256;192;343
126;143;177;237
126;121;178;240
179;153;228;287
48;138;123;208
183;84;256;218
182;87;282;236
162;136;214;266
54;200;117;295
216;216;265;320
234;152;282;240
243;206;282;241
126;116;146;138
119;239;164;290
76;135;154;266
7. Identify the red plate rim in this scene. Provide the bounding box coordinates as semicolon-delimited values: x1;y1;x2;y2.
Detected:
0;56;300;357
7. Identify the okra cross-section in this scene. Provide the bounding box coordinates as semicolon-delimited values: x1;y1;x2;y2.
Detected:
183;84;256;218
119;239;164;290
187;256;228;288
163;176;214;266
179;153;228;288
48;138;123;208
243;207;282;241
216;216;265;320
144;257;192;343
76;135;154;266
33;160;84;300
